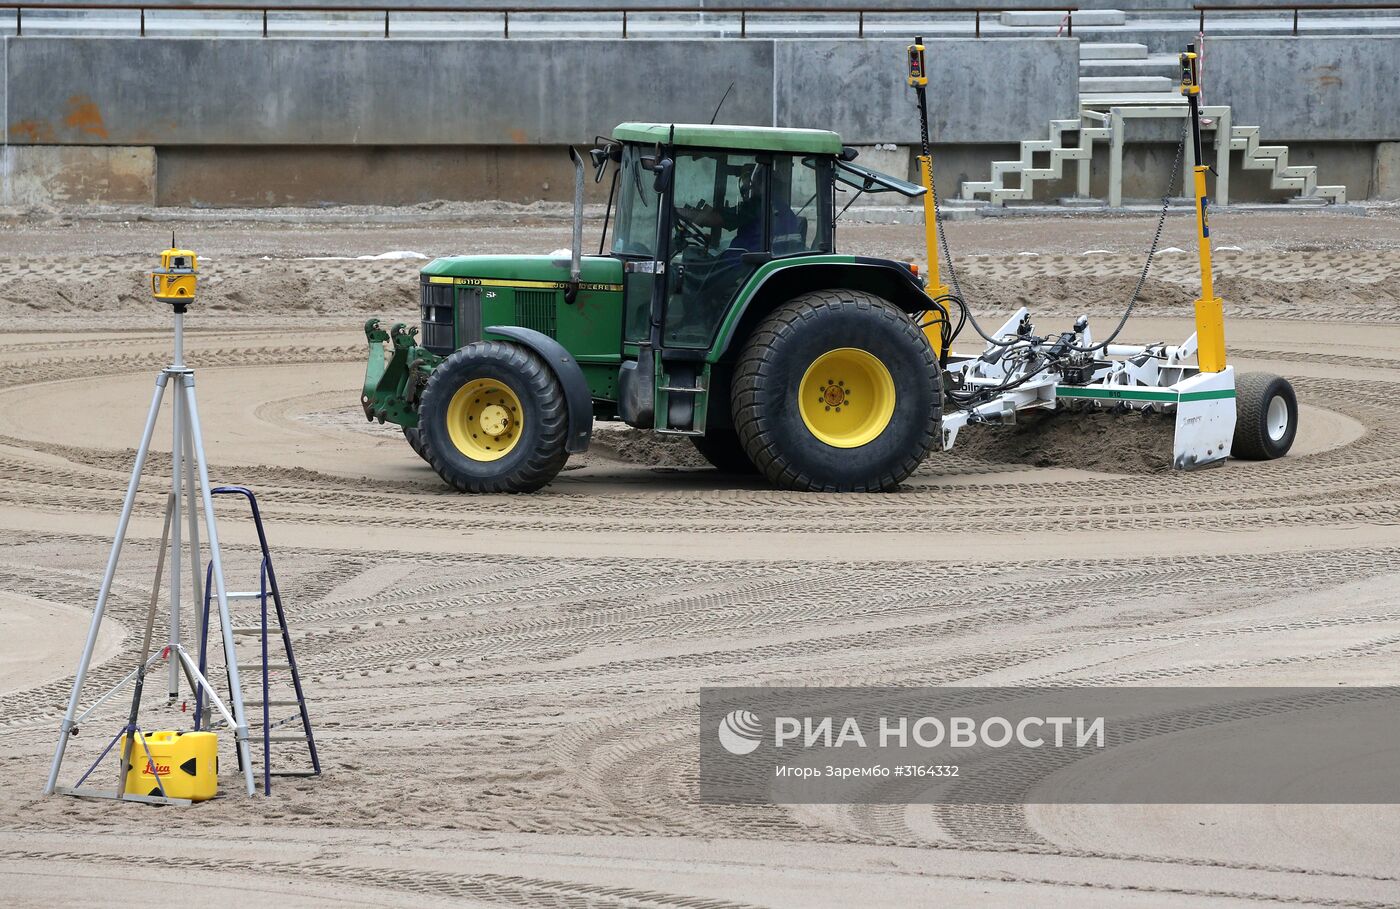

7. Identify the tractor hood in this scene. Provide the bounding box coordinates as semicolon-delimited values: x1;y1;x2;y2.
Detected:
421;254;623;290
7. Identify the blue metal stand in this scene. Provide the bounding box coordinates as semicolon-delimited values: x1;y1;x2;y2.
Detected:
194;486;321;795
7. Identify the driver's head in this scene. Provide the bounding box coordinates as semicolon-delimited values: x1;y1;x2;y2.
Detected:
738;163;758;200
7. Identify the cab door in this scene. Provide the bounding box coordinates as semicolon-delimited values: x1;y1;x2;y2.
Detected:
663;151;768;349
612;145;666;347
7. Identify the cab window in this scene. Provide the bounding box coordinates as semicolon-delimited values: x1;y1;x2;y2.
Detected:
615;145;662;342
771;155;831;256
664;152;767;348
612;145;660;258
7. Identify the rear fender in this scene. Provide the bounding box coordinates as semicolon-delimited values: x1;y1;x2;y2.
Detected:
486;325;594;453
711;259;931;362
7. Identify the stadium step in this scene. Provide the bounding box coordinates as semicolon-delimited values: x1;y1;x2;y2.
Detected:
1079;75;1175;94
1079;42;1148;60
1081;92;1188;108
1078;55;1181;78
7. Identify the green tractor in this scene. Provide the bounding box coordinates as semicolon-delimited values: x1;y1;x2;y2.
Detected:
362;123;943;493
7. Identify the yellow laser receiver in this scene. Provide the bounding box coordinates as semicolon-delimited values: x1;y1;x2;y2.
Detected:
119;730;218;801
152;247;199;306
1178;50;1200;95
907;41;927;87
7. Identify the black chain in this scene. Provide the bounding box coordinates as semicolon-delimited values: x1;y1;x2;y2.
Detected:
1069;114;1190;353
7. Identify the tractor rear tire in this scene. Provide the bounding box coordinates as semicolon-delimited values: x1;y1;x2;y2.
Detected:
732;290;940;492
690;428;758;474
417;340;570;493
1232;371;1297;460
403;426;431;463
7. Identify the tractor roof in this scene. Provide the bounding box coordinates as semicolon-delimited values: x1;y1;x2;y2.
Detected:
611;122;843;156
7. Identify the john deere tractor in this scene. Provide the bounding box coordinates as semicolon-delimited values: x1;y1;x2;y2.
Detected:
363;123;943;493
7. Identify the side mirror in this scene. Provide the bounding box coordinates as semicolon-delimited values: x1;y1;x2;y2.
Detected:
589;146;609;183
652;157;674;193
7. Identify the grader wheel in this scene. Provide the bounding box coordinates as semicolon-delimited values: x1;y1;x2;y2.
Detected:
1232;371;1298;460
731;290;940;492
417;341;570;493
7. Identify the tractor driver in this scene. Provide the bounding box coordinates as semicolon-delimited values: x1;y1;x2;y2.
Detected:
678;162;800;255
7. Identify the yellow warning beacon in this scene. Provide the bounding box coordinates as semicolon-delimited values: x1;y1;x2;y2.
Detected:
152;242;198;309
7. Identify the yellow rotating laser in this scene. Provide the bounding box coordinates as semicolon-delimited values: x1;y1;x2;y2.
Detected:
151;244;199;308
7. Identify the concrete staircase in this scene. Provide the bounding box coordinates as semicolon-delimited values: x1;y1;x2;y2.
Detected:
961;107;1347;206
1230;125;1346;202
960;115;1112;205
965;13;1347;206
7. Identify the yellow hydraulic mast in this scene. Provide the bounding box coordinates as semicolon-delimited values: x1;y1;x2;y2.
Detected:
1180;46;1227;372
908;37;950;357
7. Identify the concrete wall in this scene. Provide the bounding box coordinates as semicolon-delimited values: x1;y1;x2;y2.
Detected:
777;39;1077;145
5;38;776;145
3;31;1396;205
1209;36;1400;142
156;145;592;205
2;37;1076;147
0;145;156;204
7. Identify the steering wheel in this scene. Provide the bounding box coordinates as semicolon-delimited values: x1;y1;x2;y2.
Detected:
673;205;711;249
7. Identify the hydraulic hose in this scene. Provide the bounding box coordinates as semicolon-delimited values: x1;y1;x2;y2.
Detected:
927;116;1190;354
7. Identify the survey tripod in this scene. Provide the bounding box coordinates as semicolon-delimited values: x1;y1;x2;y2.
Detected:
44;248;256;800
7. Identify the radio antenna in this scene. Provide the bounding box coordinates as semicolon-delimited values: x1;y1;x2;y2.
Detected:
710;82;736;125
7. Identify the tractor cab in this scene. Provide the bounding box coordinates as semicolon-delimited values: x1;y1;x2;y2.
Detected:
605;124;841;352
595;123;928;436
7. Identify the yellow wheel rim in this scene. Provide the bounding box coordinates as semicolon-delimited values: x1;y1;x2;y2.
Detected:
445;378;524;462
798;347;897;449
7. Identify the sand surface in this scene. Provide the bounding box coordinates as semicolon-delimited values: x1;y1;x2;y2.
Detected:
1;206;1399;907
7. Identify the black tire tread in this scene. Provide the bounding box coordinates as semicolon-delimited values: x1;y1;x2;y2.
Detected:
731;289;939;492
689;428;759;474
417;341;570;493
1232;371;1296;461
402;426;431;464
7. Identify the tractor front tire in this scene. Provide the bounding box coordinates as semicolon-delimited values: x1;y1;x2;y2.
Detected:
690;428;758;474
417;341;570;493
1232;371;1297;460
732;290;940;492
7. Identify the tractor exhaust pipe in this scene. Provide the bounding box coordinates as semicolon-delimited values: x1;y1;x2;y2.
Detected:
565;147;585;303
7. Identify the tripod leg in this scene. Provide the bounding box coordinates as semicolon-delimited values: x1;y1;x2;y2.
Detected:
168;383;184;700
182;374;256;797
118;492;177;799
46;373;171;796
184;410;205;707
